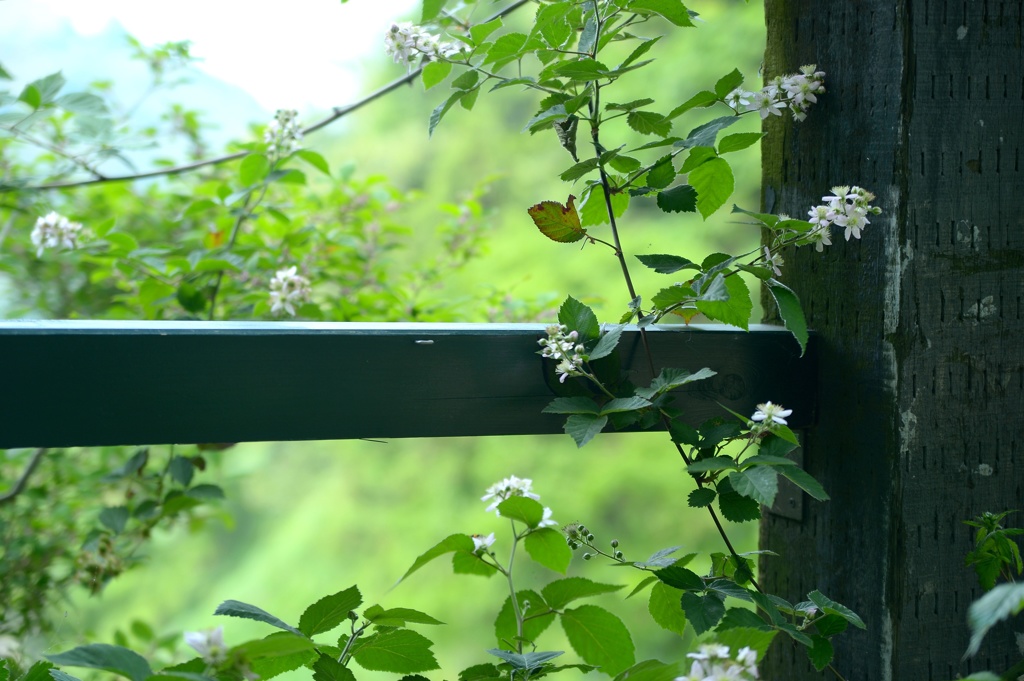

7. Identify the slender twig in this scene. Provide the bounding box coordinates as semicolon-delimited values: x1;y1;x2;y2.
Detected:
0;448;47;506
13;0;534;194
206;180;270;320
505;519;525;654
2;125;109;179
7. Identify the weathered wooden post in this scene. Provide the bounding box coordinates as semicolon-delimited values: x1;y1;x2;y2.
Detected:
760;2;1023;678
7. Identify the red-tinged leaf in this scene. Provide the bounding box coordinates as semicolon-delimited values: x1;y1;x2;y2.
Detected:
528;195;587;243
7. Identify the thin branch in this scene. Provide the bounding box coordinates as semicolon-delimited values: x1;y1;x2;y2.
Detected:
13;0;534;194
0;448;47;506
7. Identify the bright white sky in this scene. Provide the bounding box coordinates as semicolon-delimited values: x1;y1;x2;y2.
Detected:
4;0;419;112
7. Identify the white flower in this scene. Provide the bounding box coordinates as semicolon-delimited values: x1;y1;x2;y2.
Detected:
481;475;541;514
263;109;303;157
471;532;496;553
184;626;228;666
751;401;792;426
675;644;758;681
752;89;784;119
724;88;753;111
384;22;461;70
538;507;558;528
805;185;879;245
539;324;585;382
762;246;783;277
31;211;83;257
268;265;312;317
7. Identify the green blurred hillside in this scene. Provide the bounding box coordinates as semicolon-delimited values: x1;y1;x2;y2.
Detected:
55;0;770;676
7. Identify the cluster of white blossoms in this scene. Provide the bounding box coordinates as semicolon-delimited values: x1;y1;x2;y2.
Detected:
184;627;229;666
674;644;759;681
31;211;83;257
749;401;792;435
263;109;303;157
726;65;826;122
807;185;881;246
481;475;557;527
268;266;311;317
538;324;585;383
384;22;462;70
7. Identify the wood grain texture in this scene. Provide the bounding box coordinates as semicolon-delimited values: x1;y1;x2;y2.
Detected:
0;321;814;448
761;1;1023;678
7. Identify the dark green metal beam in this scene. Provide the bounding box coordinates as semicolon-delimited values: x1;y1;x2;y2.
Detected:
0;321;815;448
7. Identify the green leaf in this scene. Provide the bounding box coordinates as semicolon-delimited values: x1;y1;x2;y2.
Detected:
471;18;504;44
17;85;41;110
483;33;541;66
542;578;625;610
808;591;866;630
716;476;761;522
648;583;687;636
718;132;763;154
778;466;830;501
646;154;676;189
528;195;586;243
580;184;629;226
56;92;108;116
452;550;498;577
696;273;751;329
589;324;624;360
686;456;735;474
214;600;304;637
422;61;452;90
679;116;740;149
714;627;777;661
187;484;225;500
668;90;718;118
48;670;81;681
599;396;651;415
168;455;194;486
299;585;362;637
240;153;270;186
680;146;717;173
807;636;834;672
543;397;601;415
654;566;703;591
551;59;609;82
688;157;735;219
655;185;697;214
626;575;660;599
560;159;600;182
729;467;779;506
420;0;448;22
486;650;562;671
458;663;502;681
679;592;725;635
637;367;716;399
312;654;356;681
24;661;55;681
558;296;600;340
606;98;655;112
767;280;809;356
713;69;744;98
627;111;671;137
564;414;608;448
28;72;66;104
687;488;716;508
559;605;635;675
428;90;465;137
452;70;480;91
0;61;11;80
619;37;662;69
351;629;439;674
295;150;330;176
47;645;152;681
497;496;545;528
237;632;316;659
629;0;695;27
635;254;700;275
98;506;129;533
399;534;475;582
495;590;555;647
525;528;573;573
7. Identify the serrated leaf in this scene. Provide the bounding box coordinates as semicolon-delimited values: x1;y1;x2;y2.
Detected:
645;154;676;189
599;396;651;415
484;32;542;66
626;576;660;599
714;627;777;661
716;477;761;522
495;590;554;647
606;98;655;112
528;196;586;243
688;157;735;219
428;90;465;137
214;600;303;637
655;185;697;214
56;92;108;116
422;61;452;90
729;467;779;506
629;0;695;27
696;273;750;329
543;397;601;415
807;636;834;672
312;654;355;681
558;296;600;340
679;592;725;636
295;150;330;176
486;650;563;671
589;324;624;360
679;117;740;149
778;466;830;501
552;58;609;82
654;566;703;591
298;586;361;637
363;607;443;627
713;69;744;98
718;132;763;154
668;90;718;119
543;578;624;610
560;159;599;182
46;645;152;681
808;591;866;630
635;254;700;275
452;70;480;91
559;605;635;675
767;280;809;356
452;550;498;577
237;632;316;660
686;456;735;473
564;414;607;448
648;583;687;636
98;506;129;534
420;0;447;21
399;534;474;583
680;146;717;173
525;528;573;573
637;367;716;399
497;496;545;527
688;488;716;508
352;629;438;674
627;111;671;137
580;184;629;226
48;670;81;681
